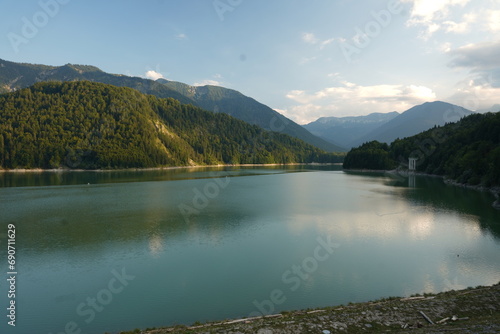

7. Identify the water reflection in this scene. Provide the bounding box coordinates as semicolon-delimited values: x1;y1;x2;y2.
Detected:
409;175;416;188
0;166;499;334
344;171;500;239
0;164;337;188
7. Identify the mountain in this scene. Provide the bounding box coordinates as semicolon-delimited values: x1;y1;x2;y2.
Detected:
477;104;500;113
0;59;194;104
0;58;343;152
156;79;344;151
343;111;500;187
303;112;399;149
0;81;343;169
352;101;474;146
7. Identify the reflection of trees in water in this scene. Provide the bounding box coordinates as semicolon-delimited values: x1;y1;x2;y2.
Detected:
11;199;256;256
388;175;500;239
7;169;499;256
0;165;333;188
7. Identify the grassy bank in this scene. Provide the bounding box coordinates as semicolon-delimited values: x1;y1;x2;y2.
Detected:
119;282;500;334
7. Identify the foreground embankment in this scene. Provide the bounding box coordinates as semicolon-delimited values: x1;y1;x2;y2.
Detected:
120;282;500;334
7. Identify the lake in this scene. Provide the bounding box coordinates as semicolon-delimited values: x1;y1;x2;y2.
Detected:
1;165;499;334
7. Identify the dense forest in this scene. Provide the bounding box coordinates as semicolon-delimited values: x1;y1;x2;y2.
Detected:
0;81;343;169
0;59;343;152
343;112;500;187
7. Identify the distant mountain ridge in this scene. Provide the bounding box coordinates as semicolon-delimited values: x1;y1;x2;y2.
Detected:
0;58;343;152
0;60;194;104
477;104;500;113
352;101;474;146
303;112;400;149
305;101;474;149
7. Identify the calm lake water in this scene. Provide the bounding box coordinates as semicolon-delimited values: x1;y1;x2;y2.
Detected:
1;166;499;334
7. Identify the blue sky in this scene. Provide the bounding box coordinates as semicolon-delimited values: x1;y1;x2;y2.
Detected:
1;0;499;123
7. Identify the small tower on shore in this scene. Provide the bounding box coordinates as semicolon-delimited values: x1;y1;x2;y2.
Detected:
409;157;418;171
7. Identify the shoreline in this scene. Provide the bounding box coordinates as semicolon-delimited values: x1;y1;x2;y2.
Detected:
0;162;342;174
121;282;500;334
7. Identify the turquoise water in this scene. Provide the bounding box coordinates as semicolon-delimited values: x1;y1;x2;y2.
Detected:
0;166;499;334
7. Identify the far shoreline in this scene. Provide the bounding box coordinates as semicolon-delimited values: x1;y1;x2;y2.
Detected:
0;162;343;173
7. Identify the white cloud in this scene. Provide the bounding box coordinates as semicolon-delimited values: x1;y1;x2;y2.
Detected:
404;0;469;23
447;40;500;103
447;78;500;111
444;40;500;110
278;104;327;125
402;0;473;38
299;56;318;65
319;38;336;49
443;12;476;33
403;1;500;38
284;82;437;123
301;32;319;44
301;32;339;50
193;79;222;86
440;42;452;53
287;82;435;104
193;74;224;87
176;33;188;40
487;10;500;31
449;40;500;69
145;70;164;80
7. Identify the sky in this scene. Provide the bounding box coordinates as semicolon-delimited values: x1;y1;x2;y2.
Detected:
1;0;500;124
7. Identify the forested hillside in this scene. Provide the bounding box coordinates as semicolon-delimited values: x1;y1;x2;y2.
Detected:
0;81;343;169
158;79;345;152
343;112;500;187
0;59;343;152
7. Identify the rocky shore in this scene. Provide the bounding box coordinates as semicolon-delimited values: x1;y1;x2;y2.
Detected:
120;282;500;334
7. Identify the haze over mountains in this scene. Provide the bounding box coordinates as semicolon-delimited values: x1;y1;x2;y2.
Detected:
355;101;474;145
478;104;500;113
0;59;343;152
304;112;400;149
305;101;476;149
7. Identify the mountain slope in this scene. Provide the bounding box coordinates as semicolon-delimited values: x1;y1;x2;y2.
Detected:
477;104;500;113
158;79;345;152
352;101;474;146
0;59;344;152
344;112;500;187
0;81;343;169
0;59;195;105
303;112;399;149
